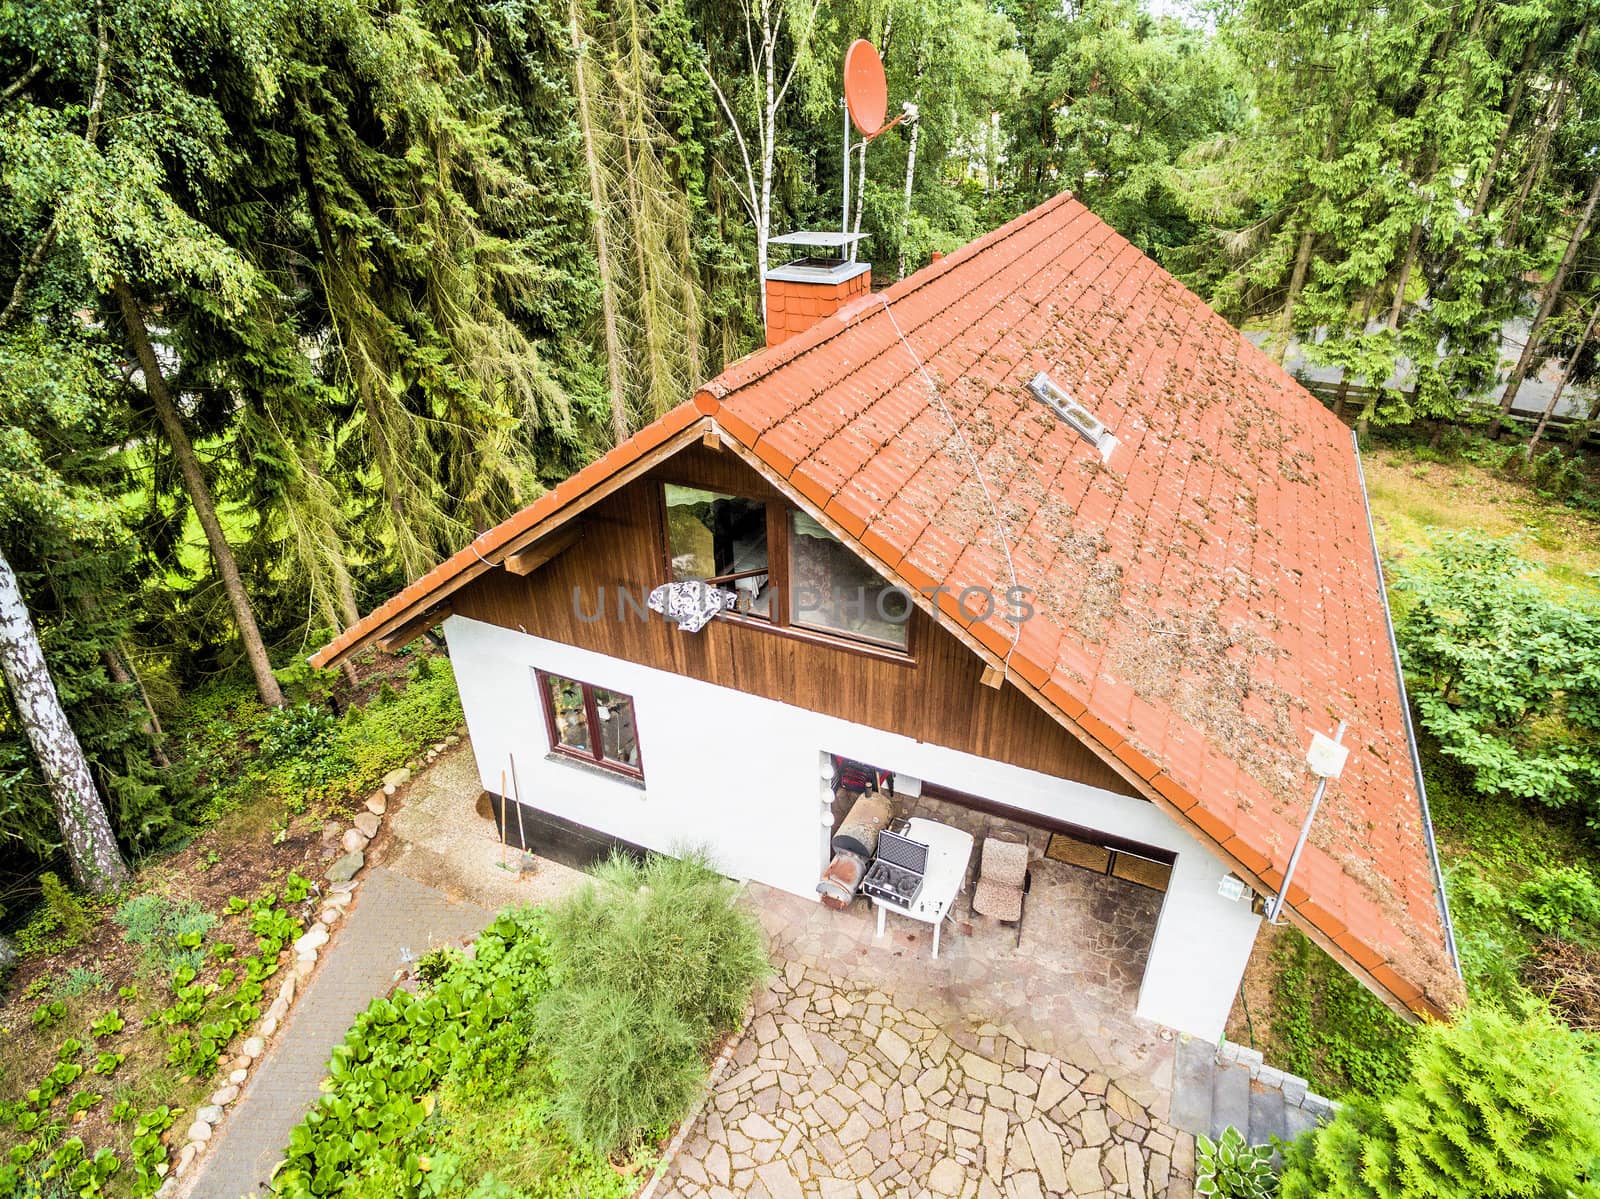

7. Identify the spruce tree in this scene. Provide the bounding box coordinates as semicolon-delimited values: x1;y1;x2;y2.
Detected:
1278;1005;1600;1199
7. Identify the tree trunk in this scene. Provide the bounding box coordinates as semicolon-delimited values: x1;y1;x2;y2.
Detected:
0;548;130;894
112;280;285;707
899;83;923;278
1470;39;1536;221
1491;173;1600;436
1526;296;1600;457
1278;225;1315;363
569;0;629;444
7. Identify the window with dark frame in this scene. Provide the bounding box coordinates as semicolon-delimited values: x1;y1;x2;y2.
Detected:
658;482;913;656
663;484;772;616
537;671;643;778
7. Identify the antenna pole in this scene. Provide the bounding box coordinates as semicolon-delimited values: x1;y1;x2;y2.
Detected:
1265;720;1347;925
841;96;851;243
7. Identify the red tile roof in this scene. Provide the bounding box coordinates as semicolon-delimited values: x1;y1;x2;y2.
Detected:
314;192;1462;1018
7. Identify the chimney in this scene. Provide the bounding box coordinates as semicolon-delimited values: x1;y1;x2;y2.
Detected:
763;232;871;347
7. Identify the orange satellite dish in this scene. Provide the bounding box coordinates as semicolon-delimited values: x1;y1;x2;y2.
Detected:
843;39;887;137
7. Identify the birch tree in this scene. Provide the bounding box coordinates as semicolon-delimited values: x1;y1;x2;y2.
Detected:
0;548;129;894
703;0;824;323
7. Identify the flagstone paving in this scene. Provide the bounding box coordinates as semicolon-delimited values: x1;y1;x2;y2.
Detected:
659;960;1195;1199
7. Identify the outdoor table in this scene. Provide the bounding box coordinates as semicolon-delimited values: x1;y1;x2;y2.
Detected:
871;816;974;960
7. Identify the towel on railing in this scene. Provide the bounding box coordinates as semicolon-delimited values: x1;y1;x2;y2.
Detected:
646;581;738;632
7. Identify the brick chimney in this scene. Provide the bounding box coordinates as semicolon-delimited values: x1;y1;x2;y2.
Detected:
763;233;871;347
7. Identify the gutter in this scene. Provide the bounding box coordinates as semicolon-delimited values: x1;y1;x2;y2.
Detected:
1350;430;1462;975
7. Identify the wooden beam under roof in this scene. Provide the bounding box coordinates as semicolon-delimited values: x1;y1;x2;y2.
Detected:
504;525;583;576
376;604;453;654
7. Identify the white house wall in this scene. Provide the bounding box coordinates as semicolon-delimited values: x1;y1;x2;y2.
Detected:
444;613;1260;1040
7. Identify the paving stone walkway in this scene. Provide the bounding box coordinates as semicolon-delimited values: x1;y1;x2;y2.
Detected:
185;868;492;1199
660;961;1195;1199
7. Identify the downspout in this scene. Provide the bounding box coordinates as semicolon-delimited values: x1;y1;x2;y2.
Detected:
1350;430;1462;974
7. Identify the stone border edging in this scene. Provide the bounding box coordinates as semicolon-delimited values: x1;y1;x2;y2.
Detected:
1217;1039;1340;1122
155;732;460;1196
635;995;759;1199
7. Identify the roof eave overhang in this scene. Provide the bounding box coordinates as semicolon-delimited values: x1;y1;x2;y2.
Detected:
308;405;711;670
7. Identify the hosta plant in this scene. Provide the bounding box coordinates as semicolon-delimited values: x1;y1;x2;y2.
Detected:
1196;1125;1277;1198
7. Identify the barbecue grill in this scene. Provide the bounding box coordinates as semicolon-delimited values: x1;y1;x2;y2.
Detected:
860;826;929;909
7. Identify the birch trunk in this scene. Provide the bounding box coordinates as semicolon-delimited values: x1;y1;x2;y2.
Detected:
112;280;285;707
704;0;822;327
1492;172;1600;435
0;548;129;894
899;91;922;277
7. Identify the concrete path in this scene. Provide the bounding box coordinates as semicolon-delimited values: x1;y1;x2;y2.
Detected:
187;867;492;1199
1168;1036;1333;1152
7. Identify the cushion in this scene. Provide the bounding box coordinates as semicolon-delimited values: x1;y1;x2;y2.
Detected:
980;837;1029;887
973;878;1024;922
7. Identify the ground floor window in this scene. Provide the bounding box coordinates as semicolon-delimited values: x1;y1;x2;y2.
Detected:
537;670;643;778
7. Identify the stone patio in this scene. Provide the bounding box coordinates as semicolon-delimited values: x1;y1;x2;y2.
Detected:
658;960;1194;1198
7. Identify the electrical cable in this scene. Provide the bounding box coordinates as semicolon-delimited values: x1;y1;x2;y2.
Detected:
875;294;1023;674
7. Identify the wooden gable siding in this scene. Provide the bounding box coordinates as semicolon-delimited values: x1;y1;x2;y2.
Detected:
449;445;1138;796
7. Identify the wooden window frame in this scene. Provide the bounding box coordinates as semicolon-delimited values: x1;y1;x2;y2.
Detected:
536;670;645;780
656;480;916;661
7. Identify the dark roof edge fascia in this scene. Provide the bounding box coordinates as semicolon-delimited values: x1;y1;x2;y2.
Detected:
1351;429;1462;975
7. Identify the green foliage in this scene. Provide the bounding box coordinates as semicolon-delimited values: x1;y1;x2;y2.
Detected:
412;945;459;985
114;893;216;973
534;849;769;1154
1510;865;1600;936
1195;1125;1276;1199
37;873;90;946
1277;1004;1600;1199
1271;930;1412;1098
533;983;707;1157
274;853;763;1196
55;966;107;998
271;907;559;1198
1394;534;1600;812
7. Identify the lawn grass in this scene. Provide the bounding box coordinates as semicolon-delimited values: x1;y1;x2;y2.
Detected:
1362;449;1600;598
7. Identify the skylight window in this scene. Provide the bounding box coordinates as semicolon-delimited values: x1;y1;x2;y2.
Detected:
1027;372;1118;463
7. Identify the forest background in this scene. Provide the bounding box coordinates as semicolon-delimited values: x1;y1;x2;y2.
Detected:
3;0;1599;927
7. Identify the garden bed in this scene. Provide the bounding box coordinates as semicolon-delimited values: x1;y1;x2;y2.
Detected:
0;649;464;1195
270;853;769;1199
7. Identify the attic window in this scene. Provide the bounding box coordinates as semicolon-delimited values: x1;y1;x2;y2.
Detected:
1027;372;1118;462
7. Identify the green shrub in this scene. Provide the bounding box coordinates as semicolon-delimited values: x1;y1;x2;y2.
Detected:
1394;534;1600;812
113;894;214;973
1510;864;1600;935
534;984;707;1156
1196;1125;1275;1198
543;849;770;1038
535;849;769;1154
55;966;106;998
38;873;91;946
1277;1003;1600;1198
257;702;336;763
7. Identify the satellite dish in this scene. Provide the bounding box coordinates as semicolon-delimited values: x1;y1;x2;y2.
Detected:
843;39;887;137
